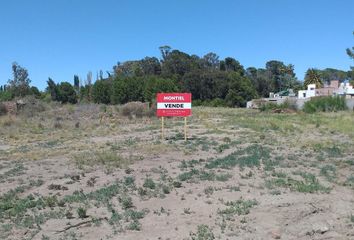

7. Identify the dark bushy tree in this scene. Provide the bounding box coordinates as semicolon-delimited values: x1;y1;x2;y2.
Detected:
47;78;60;101
30;86;41;98
58;82;77;104
221;57;245;75
111;76;144;104
143;76;179;102
225;72;257;107
46;79;77;104
92;79;111;104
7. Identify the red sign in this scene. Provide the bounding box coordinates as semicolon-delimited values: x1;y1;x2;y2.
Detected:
156;93;192;117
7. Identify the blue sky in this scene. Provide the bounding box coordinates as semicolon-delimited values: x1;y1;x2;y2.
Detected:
0;0;353;90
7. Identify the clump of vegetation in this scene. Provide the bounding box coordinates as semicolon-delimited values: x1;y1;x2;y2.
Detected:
0;103;7;116
121;102;154;118
265;171;331;193
345;175;354;188
190;224;215;240
119;195;134;209
205;144;270;169
17;96;46;117
143;178;156;189
178;168;231;183
320;165;336;182
218;199;258;217
73;150;134;170
303;96;347;113
77;207;88;219
259;100;297;112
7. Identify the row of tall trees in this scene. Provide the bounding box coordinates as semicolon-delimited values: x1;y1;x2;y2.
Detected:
1;36;353;106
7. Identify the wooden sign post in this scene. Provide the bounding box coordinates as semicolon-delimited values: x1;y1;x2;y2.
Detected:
184;117;187;141
161;116;164;140
156;93;192;141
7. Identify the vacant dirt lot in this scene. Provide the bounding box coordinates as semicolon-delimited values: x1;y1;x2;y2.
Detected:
0;105;354;240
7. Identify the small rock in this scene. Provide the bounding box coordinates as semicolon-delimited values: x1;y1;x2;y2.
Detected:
317;226;329;234
270;229;281;239
313;224;329;234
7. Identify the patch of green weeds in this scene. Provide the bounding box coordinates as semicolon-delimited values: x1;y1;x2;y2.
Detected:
215;173;232;182
204;186;214;196
179;159;201;169
225;185;240;192
123;176;136;188
77;207;87;219
344;175;354;188
183;137;217;152
320;165;336;182
265;171;330;193
215;143;230;153
218;199;258;217
178;169;231;182
119;195;134;209
206;144;270;169
143;178;156;189
0;164;26;181
73;150;134;170
190;224;215;240
345;159;354;166
126;220;141;231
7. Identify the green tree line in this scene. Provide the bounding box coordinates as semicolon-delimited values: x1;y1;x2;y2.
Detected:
1;39;353;106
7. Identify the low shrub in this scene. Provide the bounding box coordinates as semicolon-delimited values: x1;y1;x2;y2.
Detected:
209;98;227;107
0;103;7;116
17;96;46;117
303;96;347;113
259;99;297;112
121;101;154;118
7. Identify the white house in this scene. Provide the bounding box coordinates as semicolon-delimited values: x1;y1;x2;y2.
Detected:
298;84;316;99
335;81;354;96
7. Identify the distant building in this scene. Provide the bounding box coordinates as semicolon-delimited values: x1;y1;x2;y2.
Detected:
298;84;316;99
246;80;354;109
337;81;354;97
298;80;354;99
316;80;339;97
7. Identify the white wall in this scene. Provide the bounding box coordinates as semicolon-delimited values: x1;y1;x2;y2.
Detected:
298;89;316;99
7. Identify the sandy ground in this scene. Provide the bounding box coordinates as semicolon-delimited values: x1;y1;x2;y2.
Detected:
0;106;353;240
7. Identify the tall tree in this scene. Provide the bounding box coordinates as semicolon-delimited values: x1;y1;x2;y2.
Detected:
221;57;245;75
140;57;161;75
201;52;220;70
58;82;77;104
74;75;80;94
159;45;172;61
304;68;323;88
47;78;60;101
161;50;198;81
143;76;178;102
346;31;354;60
317;68;349;83
265;60;296;92
111;76;144;104
8;62;31;97
225;72;257;107
86;71;93;101
347;31;354;84
92;79;111;104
